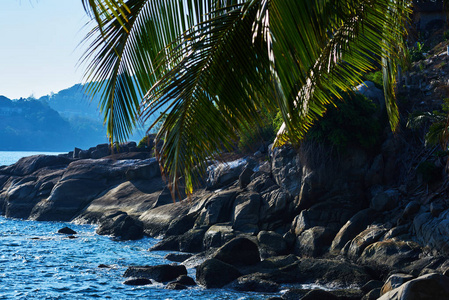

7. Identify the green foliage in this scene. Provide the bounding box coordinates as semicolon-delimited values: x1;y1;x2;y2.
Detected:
307;93;382;151
364;71;383;89
137;135;149;149
238;110;277;153
444;31;449;41
409;42;425;62
81;0;410;197
417;161;441;183
407;99;449;148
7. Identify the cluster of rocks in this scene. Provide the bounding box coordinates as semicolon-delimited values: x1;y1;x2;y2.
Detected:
3;78;449;298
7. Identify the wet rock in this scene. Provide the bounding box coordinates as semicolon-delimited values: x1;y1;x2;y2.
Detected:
179;228;207;253
139;200;193;237
123;278;152;286
123;264;187;283
98;264;111;268
165;282;187;290
164;253;193;263
196;258;241;288
227;276;279;292
58;227;77;235
172;275;196;286
265;258;371;286
96;211;143;240
301;289;338;300
150;236;179;252
212;237;260;266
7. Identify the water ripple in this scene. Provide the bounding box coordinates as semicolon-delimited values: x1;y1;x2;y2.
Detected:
0;216;272;299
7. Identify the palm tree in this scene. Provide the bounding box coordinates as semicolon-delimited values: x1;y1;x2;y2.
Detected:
81;0;411;197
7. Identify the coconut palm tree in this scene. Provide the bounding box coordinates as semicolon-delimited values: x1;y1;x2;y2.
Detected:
81;0;411;197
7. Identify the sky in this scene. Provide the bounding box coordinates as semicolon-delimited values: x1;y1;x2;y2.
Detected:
0;0;93;99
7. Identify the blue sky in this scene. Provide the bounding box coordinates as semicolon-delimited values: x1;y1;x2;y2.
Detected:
0;0;92;99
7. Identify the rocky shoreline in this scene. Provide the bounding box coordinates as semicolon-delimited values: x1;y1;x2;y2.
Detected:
2;122;449;299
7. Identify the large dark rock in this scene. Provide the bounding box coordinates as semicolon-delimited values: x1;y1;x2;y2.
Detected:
123;278;152;286
294;226;336;257
259;188;292;230
203;223;235;249
139;201;193;237
239;167;254;189
29;159;156;221
1;155;72;176
292;199;358;237
257;231;288;258
301;289;339;300
330;208;377;255
380;273;415;296
207;160;246;189
196;258;241;288
359;239;422;271
379;273;449;300
123;264;187;283
58;227;77;235
264;258;371;286
231;192;261;232
344;225;388;259
164;253;193;263
195;189;239;227
370;189;400;212
413;210;449;255
96;211;144;240
212;237;260;266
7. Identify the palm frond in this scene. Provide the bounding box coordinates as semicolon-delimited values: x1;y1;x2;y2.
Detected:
81;0;220;142
141;1;275;194
268;0;410;145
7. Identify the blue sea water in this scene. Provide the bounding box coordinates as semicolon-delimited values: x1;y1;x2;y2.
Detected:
0;152;276;299
0;217;275;299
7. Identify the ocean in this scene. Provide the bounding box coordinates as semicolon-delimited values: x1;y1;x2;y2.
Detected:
0;152;275;299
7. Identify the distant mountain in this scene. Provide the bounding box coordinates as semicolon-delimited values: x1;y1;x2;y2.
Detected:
38;83;160;143
0;96;104;151
0;83;163;151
